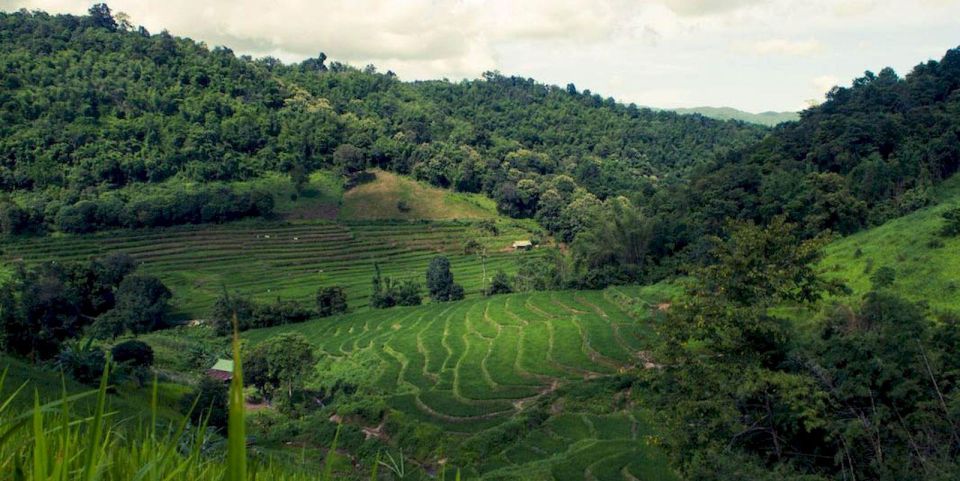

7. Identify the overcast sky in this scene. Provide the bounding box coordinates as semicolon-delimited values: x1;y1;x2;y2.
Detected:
3;0;960;112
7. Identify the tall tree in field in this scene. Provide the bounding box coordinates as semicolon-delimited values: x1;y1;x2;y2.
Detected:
426;256;464;302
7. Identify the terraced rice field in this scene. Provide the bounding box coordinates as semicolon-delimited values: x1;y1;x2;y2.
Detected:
0;219;540;319
245;285;678;480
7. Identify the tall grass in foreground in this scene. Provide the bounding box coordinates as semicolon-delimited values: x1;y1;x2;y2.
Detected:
0;330;377;481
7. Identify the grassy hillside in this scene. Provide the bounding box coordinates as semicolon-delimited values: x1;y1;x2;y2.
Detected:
822;174;960;312
0;171;541;320
243;283;681;479
670;106;799;126
340;170;499;221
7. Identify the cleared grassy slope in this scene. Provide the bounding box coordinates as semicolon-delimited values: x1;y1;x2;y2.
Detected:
821;174;960;312
340;169;500;221
244;284;681;480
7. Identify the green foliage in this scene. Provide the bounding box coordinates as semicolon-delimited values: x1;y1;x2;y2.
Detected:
426;256;465;302
108;274;172;335
571;197;653;287
110;339;154;368
183;376;229;429
821;175;960;312
333;144;367;178
370;263;422;308
485;270;513;296
870;265;897;288
245;332;315;405
55;341;107;385
316;286;348;317
654;213;960;480
210;292;312;335
942;207;960;236
0;8;761;244
1;254;146;358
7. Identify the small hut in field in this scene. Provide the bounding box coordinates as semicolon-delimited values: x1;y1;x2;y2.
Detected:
512;240;533;251
207;359;234;382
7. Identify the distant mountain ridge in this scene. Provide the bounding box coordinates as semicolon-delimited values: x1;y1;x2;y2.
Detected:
669;106;799;126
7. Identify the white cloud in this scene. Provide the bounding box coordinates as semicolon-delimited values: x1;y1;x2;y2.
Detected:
809;74;841;104
660;0;766;16
740;38;826;56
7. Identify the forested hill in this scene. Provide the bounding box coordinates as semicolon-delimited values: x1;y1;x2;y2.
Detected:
2;6;960;290
630;46;960;267
0;6;762;233
669;106;799;126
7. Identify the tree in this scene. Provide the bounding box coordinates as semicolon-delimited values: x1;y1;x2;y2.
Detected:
107;275;172;335
111;339;154;368
289;163;309;195
0;264;85;360
245;333;315;403
210;291;256;336
183;377;229;429
571;197;651;287
333;144;366;178
111;339;154;386
0;202;27;235
316;286;348;317
87;3;118;31
426;256;464;302
486;270;513;296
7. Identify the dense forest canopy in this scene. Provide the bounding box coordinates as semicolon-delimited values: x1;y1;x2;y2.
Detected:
0;6;761;235
1;5;959;285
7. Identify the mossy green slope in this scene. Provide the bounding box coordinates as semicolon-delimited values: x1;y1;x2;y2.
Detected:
821;174;960;312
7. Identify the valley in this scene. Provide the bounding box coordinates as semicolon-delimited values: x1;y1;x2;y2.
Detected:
1;5;959;481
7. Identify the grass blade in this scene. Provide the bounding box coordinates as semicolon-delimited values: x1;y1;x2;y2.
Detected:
226;318;246;481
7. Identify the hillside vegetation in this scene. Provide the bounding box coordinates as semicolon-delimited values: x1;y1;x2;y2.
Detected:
822;173;960;311
242;285;680;479
2;5;960;481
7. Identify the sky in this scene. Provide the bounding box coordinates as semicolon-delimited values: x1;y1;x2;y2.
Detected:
3;0;960;112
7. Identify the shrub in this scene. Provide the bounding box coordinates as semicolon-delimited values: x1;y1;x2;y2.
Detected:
870;266;896;289
396;200;411;213
252;299;312;328
463;238;483;255
316;286;348;317
111;339;155;368
476;219;499;236
211;292;311;334
211;292;257;336
942;207;960;236
486;270;513;296
395;280;424;307
370;263;422;308
56;342;107;385
183;376;229;429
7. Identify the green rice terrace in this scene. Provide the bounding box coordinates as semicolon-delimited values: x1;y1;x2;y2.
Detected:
243;284;680;480
0;219;538;319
